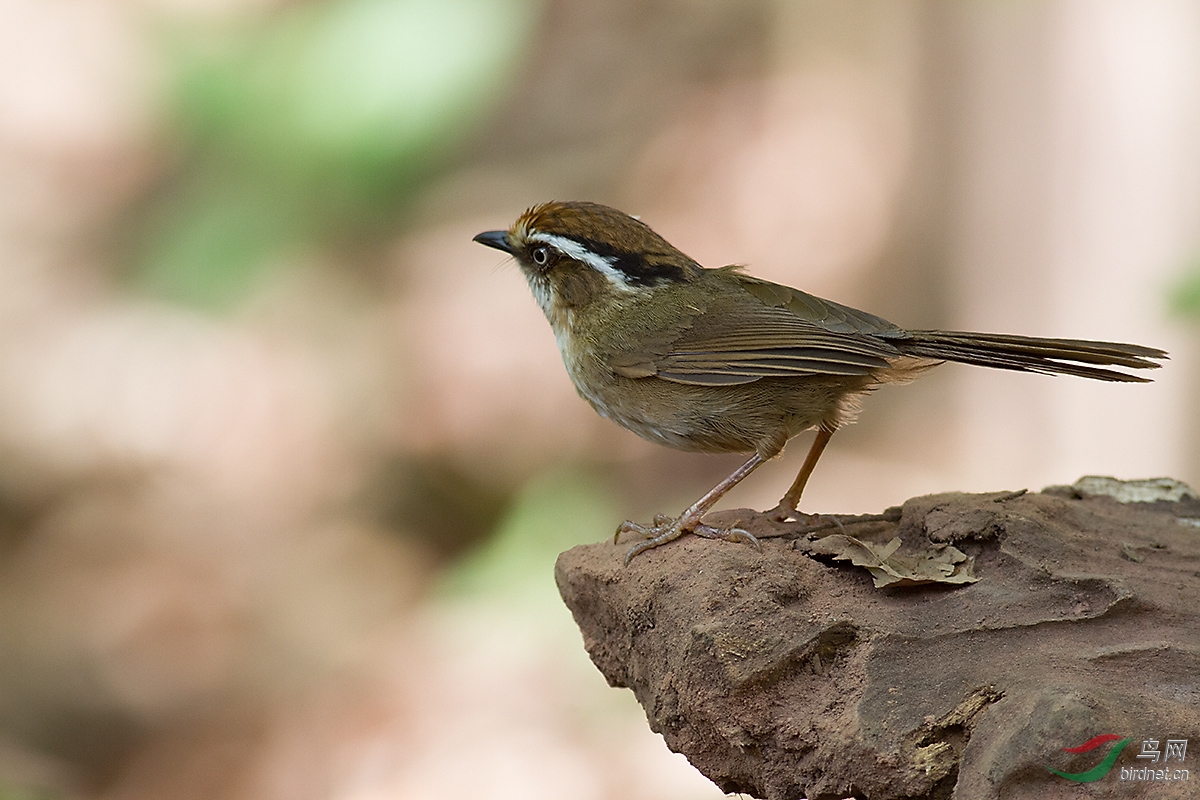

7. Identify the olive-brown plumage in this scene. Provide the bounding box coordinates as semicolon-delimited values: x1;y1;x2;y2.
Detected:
474;201;1167;563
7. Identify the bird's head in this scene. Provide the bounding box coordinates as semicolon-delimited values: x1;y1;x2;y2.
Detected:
473;201;700;321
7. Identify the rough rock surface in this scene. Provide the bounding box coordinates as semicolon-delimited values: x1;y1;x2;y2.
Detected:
555;478;1200;800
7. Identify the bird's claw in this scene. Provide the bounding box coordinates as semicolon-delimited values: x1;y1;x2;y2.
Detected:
613;514;672;544
693;522;761;550
768;504;835;530
614;519;645;543
616;516;761;564
767;501;803;522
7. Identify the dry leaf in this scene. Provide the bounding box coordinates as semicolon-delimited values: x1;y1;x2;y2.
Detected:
806;534;978;588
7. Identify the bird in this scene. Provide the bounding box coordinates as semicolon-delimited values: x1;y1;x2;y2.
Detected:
473;201;1167;563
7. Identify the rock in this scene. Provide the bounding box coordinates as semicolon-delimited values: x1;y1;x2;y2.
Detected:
555;480;1200;799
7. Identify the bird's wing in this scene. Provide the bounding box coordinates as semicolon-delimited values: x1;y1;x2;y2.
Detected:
609;273;910;386
735;276;906;338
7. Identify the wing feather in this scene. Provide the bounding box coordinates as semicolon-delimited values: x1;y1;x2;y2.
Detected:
616;273;907;386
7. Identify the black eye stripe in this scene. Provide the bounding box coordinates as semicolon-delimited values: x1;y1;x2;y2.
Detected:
566;236;686;286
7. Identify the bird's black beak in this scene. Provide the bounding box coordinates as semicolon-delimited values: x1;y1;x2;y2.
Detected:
473;230;513;254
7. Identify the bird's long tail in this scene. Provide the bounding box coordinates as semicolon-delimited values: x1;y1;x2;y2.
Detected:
894;330;1167;382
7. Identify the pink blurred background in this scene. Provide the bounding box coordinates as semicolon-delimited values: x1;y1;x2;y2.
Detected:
0;1;1197;798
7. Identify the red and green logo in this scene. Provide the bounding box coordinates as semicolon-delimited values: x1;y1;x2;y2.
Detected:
1046;734;1132;782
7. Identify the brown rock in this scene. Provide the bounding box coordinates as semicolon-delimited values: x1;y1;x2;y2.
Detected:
555;479;1200;799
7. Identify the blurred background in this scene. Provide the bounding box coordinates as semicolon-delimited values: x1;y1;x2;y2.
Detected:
0;0;1197;798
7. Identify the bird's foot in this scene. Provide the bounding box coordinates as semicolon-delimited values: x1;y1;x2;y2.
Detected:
767;501;800;522
613;514;670;543
767;507;851;541
692;522;760;548
615;515;760;565
768;498;833;523
769;503;843;533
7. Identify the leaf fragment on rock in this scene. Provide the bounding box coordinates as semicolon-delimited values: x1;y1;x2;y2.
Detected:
807;534;978;588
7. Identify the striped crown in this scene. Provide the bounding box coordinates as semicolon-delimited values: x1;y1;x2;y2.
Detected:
513;201;697;288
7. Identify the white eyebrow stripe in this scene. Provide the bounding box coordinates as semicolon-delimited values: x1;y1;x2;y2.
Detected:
528;232;635;292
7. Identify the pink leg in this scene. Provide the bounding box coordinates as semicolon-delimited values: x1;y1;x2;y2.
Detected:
769;426;835;521
617;453;767;564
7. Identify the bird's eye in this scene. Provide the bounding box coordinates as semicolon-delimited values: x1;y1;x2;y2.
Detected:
531;246;549;266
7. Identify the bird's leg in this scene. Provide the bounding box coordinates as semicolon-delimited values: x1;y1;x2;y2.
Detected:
768;426;835;522
616;453;766;564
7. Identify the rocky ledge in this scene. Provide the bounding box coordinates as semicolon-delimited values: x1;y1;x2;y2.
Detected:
555;477;1200;800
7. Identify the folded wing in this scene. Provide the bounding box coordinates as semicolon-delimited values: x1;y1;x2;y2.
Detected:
612;273;907;386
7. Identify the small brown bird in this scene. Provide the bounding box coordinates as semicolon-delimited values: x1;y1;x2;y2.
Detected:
474;201;1166;563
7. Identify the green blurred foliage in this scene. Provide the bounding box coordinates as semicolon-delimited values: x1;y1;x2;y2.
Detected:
0;787;60;800
1170;257;1200;318
135;0;537;309
440;468;619;607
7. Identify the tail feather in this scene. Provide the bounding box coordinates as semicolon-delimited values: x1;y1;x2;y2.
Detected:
896;330;1167;383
